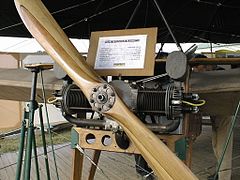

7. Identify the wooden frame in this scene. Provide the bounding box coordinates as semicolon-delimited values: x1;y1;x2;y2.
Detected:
72;127;186;180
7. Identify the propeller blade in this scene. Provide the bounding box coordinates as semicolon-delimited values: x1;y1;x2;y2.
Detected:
15;0;197;179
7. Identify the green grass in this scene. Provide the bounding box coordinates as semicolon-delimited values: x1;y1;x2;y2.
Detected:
0;129;71;154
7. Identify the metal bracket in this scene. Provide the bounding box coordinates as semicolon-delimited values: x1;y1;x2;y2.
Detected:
71;128;79;149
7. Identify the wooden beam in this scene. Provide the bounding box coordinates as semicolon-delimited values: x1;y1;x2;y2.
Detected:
156;57;240;65
72;149;84;180
189;57;240;65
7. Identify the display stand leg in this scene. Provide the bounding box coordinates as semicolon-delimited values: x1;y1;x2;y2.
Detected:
15;112;27;180
72;148;84;180
15;64;53;180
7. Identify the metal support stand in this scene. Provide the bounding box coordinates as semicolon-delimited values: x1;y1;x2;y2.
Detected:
15;64;53;180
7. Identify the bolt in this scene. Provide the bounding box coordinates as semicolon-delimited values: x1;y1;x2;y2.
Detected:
93;88;97;92
103;84;108;89
192;93;199;100
90;99;94;103
98;107;102;111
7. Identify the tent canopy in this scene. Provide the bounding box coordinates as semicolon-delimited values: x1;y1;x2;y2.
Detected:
1;0;240;43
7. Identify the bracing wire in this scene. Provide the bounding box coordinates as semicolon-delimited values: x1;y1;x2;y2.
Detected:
40;70;60;180
125;0;142;29
0;0;97;52
2;39;29;51
0;0;96;32
152;0;183;52
75;144;111;180
0;0;135;51
174;25;240;40
63;0;135;30
1;139;156;179
0;143;70;171
108;156;157;178
2;0;240;43
192;0;240;9
0;22;23;32
51;0;97;15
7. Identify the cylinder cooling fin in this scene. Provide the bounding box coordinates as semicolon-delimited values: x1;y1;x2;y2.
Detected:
60;84;91;115
137;90;166;113
137;84;183;120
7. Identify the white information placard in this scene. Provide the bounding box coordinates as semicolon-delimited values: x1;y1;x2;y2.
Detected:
94;35;147;69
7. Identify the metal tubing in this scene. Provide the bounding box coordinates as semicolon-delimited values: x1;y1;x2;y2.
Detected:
40;70;59;180
64;114;106;127
39;105;51;180
15;111;27;180
30;70;39;101
23;70;39;180
23;108;34;179
32;130;40;180
147;120;180;133
65;113;179;133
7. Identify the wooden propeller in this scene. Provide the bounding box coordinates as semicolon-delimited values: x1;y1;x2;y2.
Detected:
14;0;198;179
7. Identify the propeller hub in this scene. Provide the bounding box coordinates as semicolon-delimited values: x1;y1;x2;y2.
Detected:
90;84;116;113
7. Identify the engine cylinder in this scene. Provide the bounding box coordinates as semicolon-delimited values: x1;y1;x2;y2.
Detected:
137;90;166;113
56;83;196;121
61;84;91;114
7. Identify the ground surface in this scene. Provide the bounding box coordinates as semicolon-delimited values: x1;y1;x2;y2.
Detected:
0;125;239;180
